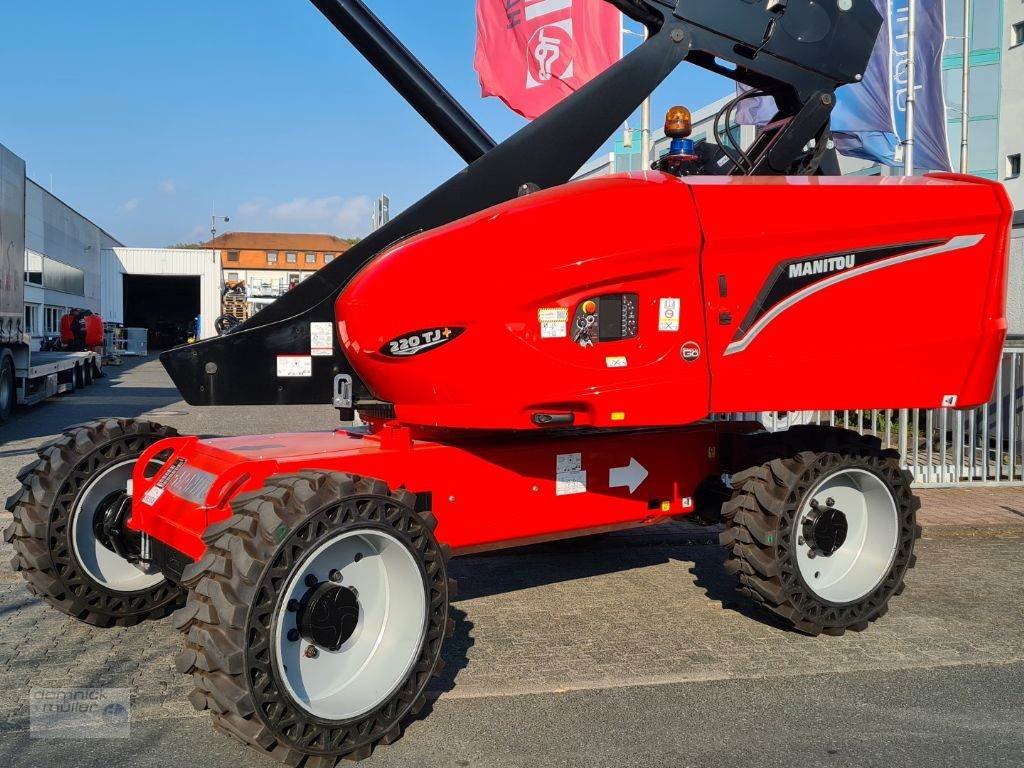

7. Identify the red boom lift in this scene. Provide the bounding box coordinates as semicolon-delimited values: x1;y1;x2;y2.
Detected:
5;0;1011;763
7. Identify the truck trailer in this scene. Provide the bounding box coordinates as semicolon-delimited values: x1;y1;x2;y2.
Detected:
0;143;101;424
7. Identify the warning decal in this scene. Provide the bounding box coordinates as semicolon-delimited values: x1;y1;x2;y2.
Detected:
555;452;587;496
141;457;185;506
277;355;313;377
540;322;567;339
310;322;333;356
538;307;569;323
538;308;569;340
658;298;680;332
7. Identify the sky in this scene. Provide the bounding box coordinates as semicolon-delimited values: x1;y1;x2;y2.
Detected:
0;1;729;247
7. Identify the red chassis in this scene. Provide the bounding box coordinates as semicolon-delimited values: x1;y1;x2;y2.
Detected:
130;172;1011;565
129;422;753;561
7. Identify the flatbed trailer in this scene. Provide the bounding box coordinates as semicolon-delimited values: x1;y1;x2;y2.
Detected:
14;349;101;407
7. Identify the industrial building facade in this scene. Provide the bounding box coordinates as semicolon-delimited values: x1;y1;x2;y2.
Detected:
22;177;122;347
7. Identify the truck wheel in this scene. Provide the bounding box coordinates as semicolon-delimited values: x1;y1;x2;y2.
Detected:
73;363;85;390
0;354;14;423
84;360;94;386
3;418;185;627
720;429;921;636
173;470;454;764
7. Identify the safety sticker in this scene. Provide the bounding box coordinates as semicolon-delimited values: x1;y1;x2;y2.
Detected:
141;486;163;506
538;307;569;323
555;452;587;496
141;457;185;506
942;394;958;407
277;355;313;377
605;356;628;368
540;321;567;339
658;298;681;332
310;322;334;356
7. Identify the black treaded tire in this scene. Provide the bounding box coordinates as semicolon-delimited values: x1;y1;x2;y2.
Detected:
3;418;185;627
0;353;14;424
172;470;455;765
719;426;922;636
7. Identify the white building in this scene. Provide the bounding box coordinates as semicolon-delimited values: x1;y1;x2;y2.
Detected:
100;248;222;342
22;178;122;350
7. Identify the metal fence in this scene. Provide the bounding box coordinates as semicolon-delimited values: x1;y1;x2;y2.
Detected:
720;346;1024;488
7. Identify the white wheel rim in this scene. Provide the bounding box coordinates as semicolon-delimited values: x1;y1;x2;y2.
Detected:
795;468;899;604
274;528;428;721
70;458;165;592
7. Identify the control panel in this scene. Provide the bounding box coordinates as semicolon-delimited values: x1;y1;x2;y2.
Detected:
572;293;638;347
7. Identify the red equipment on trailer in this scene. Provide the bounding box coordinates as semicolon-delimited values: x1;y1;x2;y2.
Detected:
4;0;1012;765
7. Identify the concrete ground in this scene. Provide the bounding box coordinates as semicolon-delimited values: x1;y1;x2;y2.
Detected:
1;356;1022;767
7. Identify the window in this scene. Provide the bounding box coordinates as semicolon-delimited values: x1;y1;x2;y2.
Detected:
324;253;334;264
227;250;240;262
305;252;316;264
1014;22;1024;48
24;304;37;334
969;0;999;51
24;251;42;284
42;258;85;295
267;251;279;264
967;63;999;117
1008;154;1022;179
226;272;239;282
286;252;297;264
44;306;63;334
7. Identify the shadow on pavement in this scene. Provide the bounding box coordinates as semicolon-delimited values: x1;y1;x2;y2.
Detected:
449;530;799;635
0;356;182;444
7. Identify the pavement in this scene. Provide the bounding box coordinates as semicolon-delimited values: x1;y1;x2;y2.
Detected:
0;356;1022;768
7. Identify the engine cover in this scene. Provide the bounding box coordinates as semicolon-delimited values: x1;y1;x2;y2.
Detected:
336;172;1011;431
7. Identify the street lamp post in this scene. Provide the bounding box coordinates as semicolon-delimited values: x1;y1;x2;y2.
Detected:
211;210;230;242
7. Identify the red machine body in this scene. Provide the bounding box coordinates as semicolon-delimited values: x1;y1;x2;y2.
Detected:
338;172;1011;430
128;422;749;560
131;174;1011;564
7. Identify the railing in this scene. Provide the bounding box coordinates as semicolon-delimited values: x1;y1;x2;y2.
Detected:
719;346;1024;488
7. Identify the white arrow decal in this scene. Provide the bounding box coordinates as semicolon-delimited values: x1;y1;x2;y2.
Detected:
609;458;648;494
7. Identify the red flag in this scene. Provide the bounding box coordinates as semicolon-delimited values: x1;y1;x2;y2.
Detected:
474;0;622;120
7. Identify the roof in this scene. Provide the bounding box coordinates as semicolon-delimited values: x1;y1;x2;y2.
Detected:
204;232;354;252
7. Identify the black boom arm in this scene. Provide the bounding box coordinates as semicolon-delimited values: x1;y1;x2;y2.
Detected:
161;0;880;406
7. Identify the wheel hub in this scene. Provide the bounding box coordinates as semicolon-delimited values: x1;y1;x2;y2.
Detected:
296;582;360;651
92;490;140;561
802;504;848;556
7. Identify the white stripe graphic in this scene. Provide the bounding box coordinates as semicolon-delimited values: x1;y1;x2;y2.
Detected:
525;0;572;21
724;234;985;356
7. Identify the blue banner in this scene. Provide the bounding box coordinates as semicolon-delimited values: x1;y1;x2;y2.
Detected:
830;0;900;163
736;0;951;172
889;0;952;171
